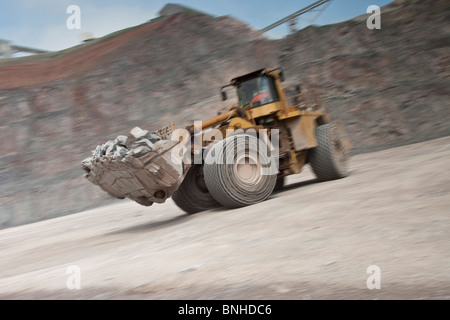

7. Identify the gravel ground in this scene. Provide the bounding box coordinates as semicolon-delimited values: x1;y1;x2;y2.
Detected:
0;137;449;300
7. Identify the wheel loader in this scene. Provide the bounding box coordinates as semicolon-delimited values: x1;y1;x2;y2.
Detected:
82;68;351;213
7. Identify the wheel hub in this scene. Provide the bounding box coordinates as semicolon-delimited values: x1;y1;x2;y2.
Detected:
233;153;262;185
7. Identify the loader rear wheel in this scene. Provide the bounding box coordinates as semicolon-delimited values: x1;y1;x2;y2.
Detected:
203;134;277;208
172;165;220;214
309;123;350;181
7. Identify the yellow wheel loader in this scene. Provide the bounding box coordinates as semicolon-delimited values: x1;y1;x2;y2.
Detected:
82;68;351;213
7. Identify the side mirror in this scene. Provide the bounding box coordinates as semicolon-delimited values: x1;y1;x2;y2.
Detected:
221;91;227;101
279;71;285;82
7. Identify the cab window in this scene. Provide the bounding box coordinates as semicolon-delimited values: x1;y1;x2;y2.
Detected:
237;76;279;107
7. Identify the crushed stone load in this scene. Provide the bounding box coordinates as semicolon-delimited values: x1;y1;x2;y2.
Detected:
81;125;188;207
81;127;166;173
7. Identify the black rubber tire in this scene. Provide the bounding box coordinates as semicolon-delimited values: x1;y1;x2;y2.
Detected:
274;175;285;192
309;123;350;181
172;165;221;214
203;134;277;208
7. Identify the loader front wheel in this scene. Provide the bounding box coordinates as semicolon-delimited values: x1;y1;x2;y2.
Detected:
274;175;285;192
203;134;277;208
172;165;220;214
309;123;350;181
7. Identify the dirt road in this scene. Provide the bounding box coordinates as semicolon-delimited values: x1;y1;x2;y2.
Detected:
0;137;449;299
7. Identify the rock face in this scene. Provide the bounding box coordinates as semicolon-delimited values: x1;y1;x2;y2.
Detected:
279;0;450;153
159;3;208;16
0;0;448;228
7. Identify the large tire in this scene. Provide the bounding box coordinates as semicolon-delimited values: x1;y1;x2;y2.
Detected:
309;123;350;181
273;175;285;192
172;165;221;214
203;134;277;208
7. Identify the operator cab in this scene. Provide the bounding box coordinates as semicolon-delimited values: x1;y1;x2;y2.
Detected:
220;68;286;119
230;69;280;108
236;74;280;108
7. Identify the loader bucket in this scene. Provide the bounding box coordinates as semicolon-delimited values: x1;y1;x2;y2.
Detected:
82;125;190;206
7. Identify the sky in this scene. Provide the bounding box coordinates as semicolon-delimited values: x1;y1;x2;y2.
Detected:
0;0;394;54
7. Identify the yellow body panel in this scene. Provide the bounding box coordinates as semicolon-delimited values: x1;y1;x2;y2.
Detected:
228;117;256;129
246;102;283;119
284;115;319;150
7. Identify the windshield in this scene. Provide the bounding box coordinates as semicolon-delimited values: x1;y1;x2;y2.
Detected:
237;75;279;107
